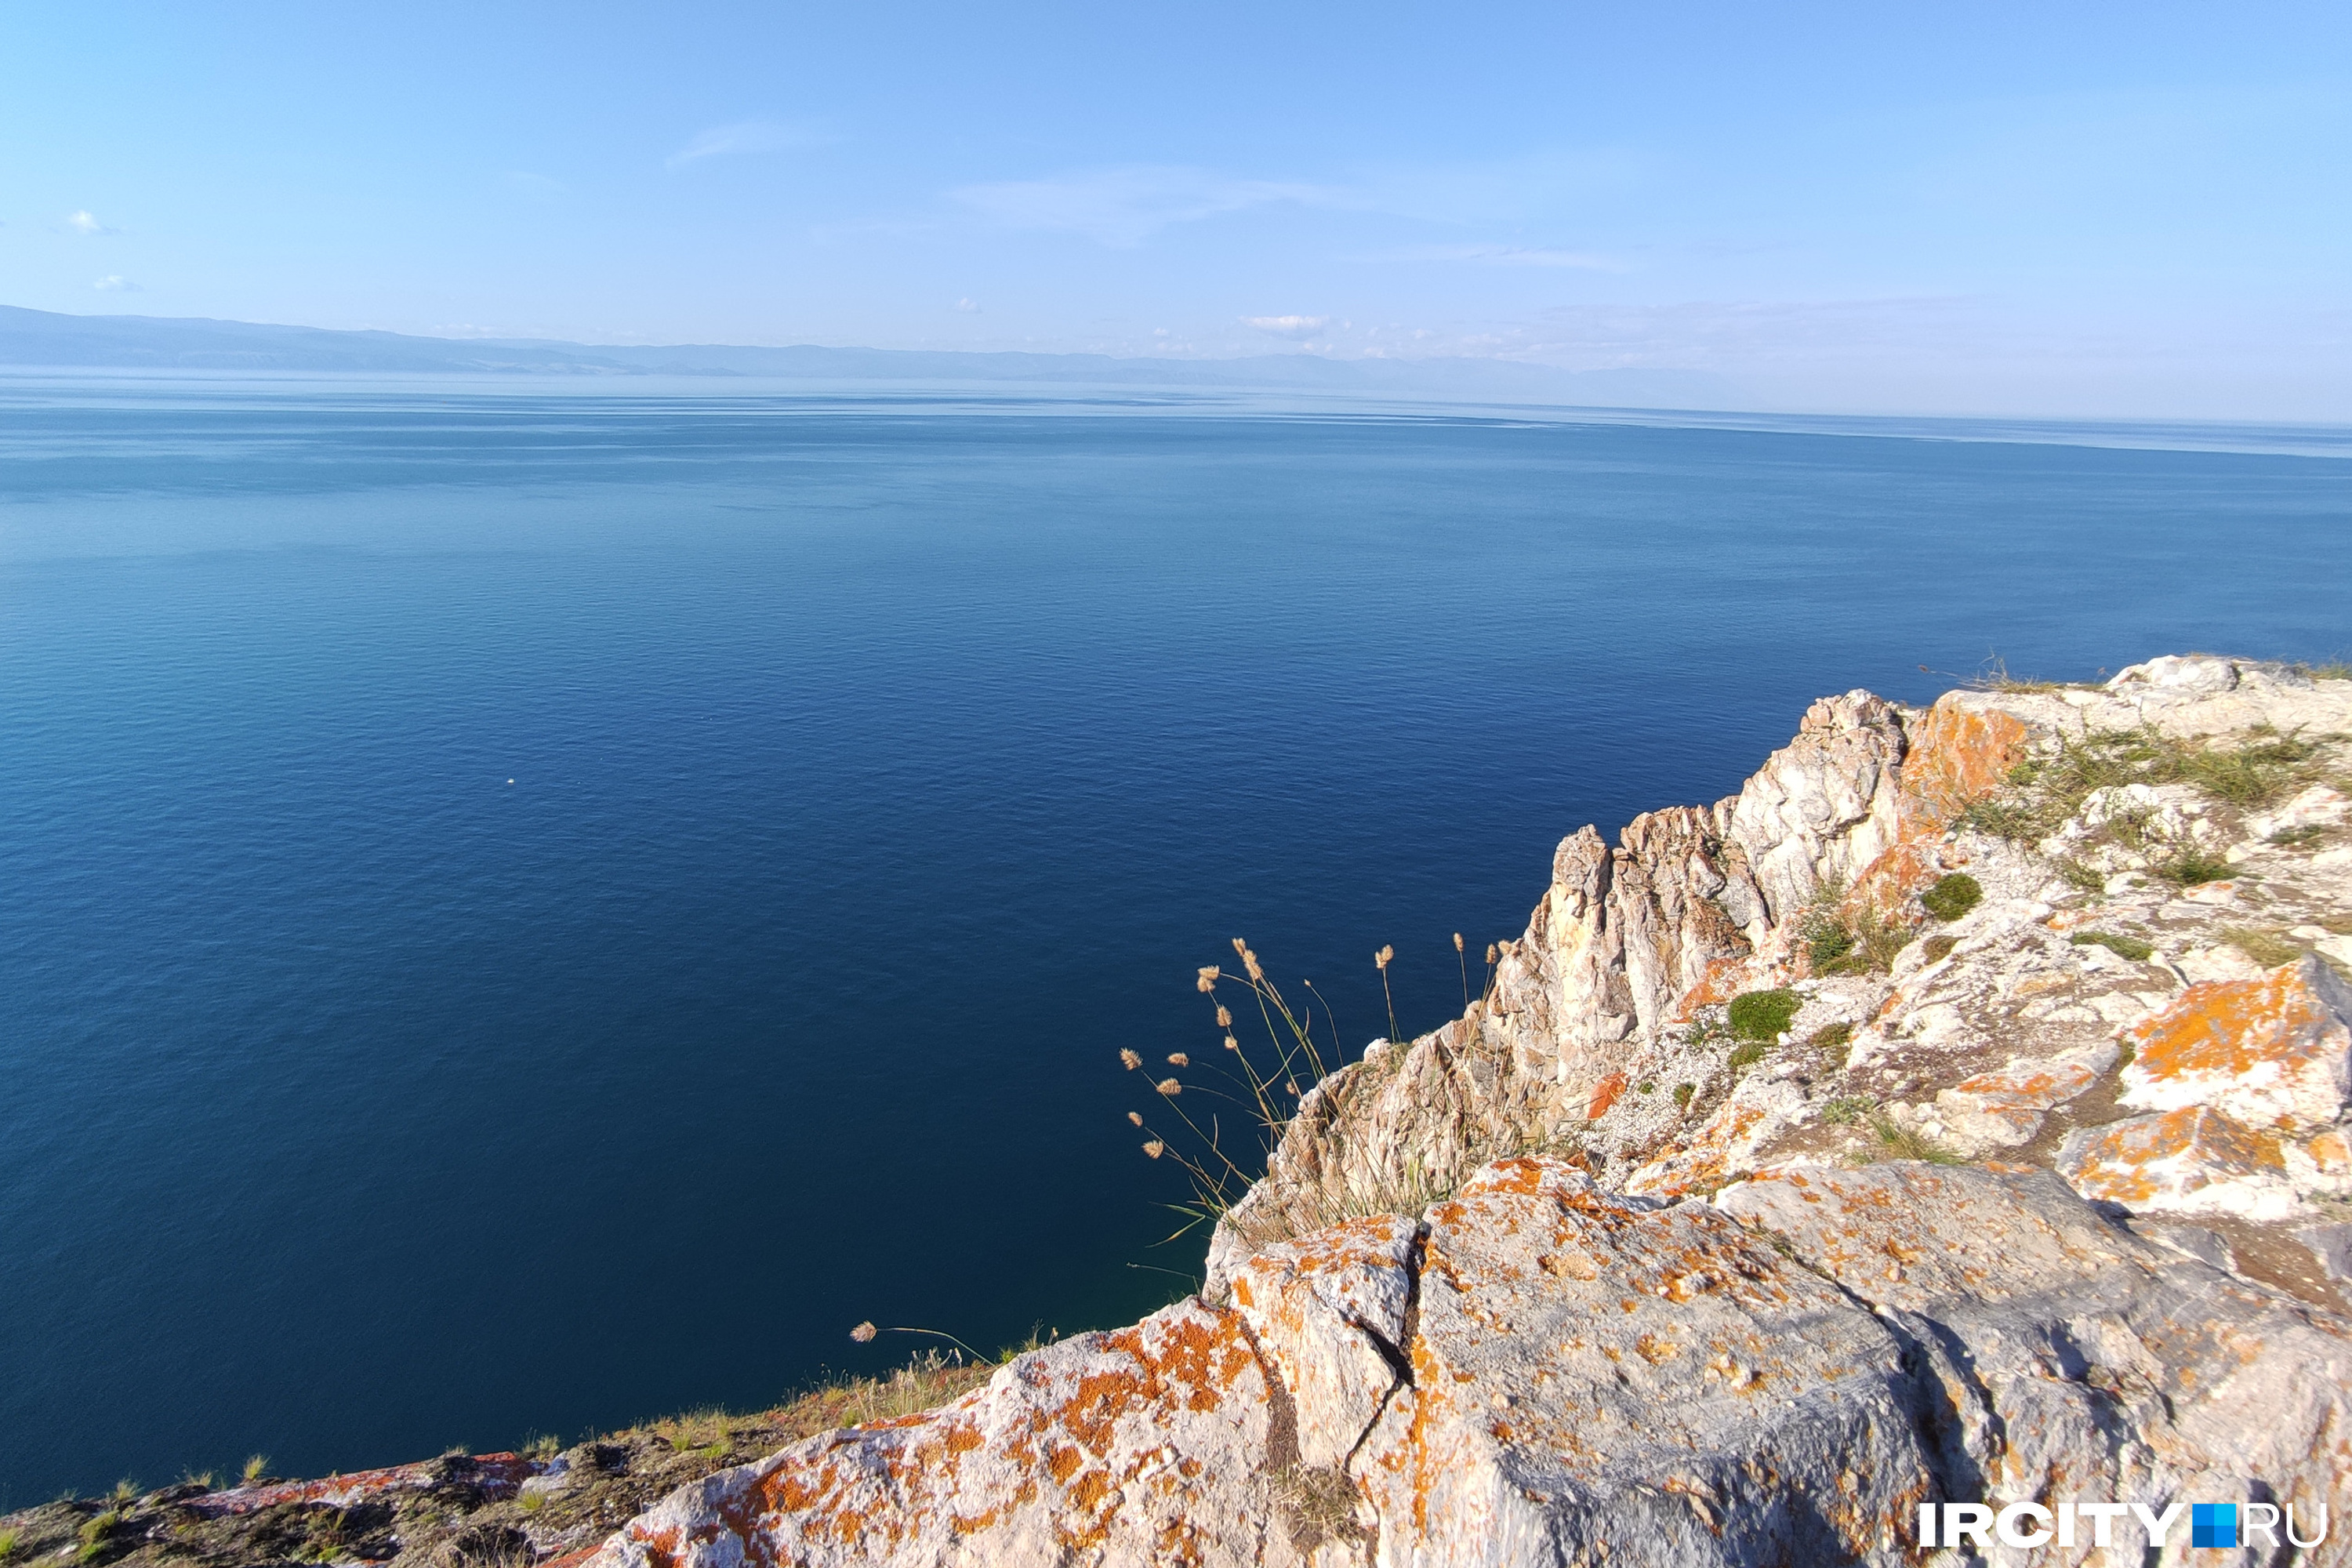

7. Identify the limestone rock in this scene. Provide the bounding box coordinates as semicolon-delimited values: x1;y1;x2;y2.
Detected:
2056;1105;2301;1221
1352;1160;1931;1567
2118;954;2352;1134
588;1299;1296;1568
1715;1162;2352;1541
1228;1216;1417;1469
1929;1044;2113;1152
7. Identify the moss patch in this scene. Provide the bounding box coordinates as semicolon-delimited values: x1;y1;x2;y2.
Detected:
1918;873;1982;921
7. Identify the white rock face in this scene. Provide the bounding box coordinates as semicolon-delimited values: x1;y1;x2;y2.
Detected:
1350;1160;1932;1567
1716;1163;2352;1557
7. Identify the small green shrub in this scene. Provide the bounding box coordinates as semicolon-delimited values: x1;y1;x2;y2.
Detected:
1727;989;1801;1042
1802;913;1856;968
1919;873;1982;921
1727;1039;1769;1073
1802;903;1911;975
0;1527;21;1563
1636;1080;1654;1094
2070;930;2154;962
1806;1020;1854;1051
1671;1083;1695;1110
1820;1096;1873;1126
1921;934;1958;964
2270;823;2330;849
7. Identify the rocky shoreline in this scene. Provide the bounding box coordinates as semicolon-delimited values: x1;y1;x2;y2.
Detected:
14;653;2352;1566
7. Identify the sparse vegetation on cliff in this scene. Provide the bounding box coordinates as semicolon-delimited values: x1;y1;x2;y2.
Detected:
1919;872;1982;920
1726;989;1799;1041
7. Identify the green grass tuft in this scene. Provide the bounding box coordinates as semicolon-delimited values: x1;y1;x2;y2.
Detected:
1867;1114;1966;1165
2070;930;2154;962
1671;1083;1694;1110
1918;873;1983;921
2224;926;2303;967
2158;848;2233;887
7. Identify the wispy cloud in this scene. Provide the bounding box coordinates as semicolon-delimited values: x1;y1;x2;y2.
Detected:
1243;314;1330;339
953;297;980;313
1377;243;1625;270
92;275;140;292
66;209;118;235
953;165;1334;247
666;121;829;168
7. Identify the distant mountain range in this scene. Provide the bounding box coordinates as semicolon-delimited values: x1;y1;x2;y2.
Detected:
0;304;1731;408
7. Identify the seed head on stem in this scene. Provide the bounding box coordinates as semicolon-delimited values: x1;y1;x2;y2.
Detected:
1156;1077;1182;1096
1120;1048;1142;1070
1376;944;1399;1043
1167;1052;1190;1067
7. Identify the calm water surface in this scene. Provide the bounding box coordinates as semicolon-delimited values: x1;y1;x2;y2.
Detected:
2;379;2347;1502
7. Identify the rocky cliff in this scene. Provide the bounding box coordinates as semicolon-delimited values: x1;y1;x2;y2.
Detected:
17;655;2351;1567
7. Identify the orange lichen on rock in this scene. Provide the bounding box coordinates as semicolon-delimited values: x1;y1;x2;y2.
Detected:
2120;954;2352;1133
1587;1071;1630;1120
1893;699;2031;840
1842;839;1945;923
590;1299;1278;1568
2058;1105;2298;1221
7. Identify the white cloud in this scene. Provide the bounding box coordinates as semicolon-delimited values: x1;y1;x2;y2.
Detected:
953;297;979;312
1244;314;1328;339
92;275;140;292
953;165;1332;247
1379;243;1625;270
66;209;117;235
666;121;828;168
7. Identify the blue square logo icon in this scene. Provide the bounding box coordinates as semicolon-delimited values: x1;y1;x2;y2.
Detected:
2192;1503;2238;1548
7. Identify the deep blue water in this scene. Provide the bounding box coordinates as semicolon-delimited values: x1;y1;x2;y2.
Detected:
2;378;2347;1504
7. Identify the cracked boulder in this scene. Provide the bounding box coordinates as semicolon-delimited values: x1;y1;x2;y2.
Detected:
1351;1158;1933;1566
1716;1162;2352;1554
1228;1214;1417;1472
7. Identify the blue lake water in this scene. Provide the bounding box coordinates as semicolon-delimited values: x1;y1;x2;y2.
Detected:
2;376;2347;1504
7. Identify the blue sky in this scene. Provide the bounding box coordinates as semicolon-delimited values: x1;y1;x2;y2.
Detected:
3;1;2347;417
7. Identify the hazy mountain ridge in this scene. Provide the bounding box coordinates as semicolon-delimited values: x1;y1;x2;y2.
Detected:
0;304;1729;407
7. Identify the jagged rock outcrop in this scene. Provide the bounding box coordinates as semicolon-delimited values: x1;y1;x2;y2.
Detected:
567;654;2352;1567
